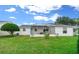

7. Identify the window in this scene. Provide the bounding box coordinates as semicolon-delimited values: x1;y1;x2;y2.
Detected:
43;28;49;32
63;27;67;34
73;29;76;32
63;30;67;33
35;28;37;31
23;28;26;31
16;33;19;36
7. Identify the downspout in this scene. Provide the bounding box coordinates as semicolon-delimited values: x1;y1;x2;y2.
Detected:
30;25;33;37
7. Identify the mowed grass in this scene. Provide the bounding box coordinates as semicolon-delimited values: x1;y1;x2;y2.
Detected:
0;36;78;54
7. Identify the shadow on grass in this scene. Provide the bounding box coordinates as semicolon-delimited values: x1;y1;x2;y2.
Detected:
0;35;30;39
0;35;17;38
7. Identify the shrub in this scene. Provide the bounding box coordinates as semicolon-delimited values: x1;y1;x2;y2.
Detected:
44;32;49;39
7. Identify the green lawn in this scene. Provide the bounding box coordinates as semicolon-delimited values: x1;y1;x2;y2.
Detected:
0;36;78;54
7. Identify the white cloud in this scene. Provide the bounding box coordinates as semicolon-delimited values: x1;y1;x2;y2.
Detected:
18;0;79;13
70;5;79;11
75;6;79;11
26;11;29;14
18;0;62;13
9;17;16;19
34;13;61;22
34;16;48;21
26;11;36;15
31;12;36;15
1;0;79;13
49;13;61;22
23;23;35;25
5;8;16;12
24;5;62;13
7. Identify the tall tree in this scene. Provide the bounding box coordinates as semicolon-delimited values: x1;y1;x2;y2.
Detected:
55;16;76;25
75;18;79;25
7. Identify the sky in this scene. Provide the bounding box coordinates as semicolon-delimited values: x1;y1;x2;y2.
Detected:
0;0;79;25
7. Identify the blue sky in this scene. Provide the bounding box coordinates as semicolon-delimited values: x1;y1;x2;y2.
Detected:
0;5;79;25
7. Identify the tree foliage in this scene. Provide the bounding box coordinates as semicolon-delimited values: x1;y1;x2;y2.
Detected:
75;18;79;25
55;16;76;25
1;23;20;35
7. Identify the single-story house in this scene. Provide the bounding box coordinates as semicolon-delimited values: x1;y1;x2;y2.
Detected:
0;21;79;36
15;24;77;37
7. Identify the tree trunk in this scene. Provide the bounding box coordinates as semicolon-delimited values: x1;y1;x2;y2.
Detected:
10;31;14;36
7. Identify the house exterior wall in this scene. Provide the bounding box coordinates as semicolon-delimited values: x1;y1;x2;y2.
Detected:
15;26;31;35
30;26;74;36
55;27;63;36
0;31;9;36
49;26;55;34
31;26;47;35
55;27;73;36
47;26;56;36
31;26;50;35
66;28;73;36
